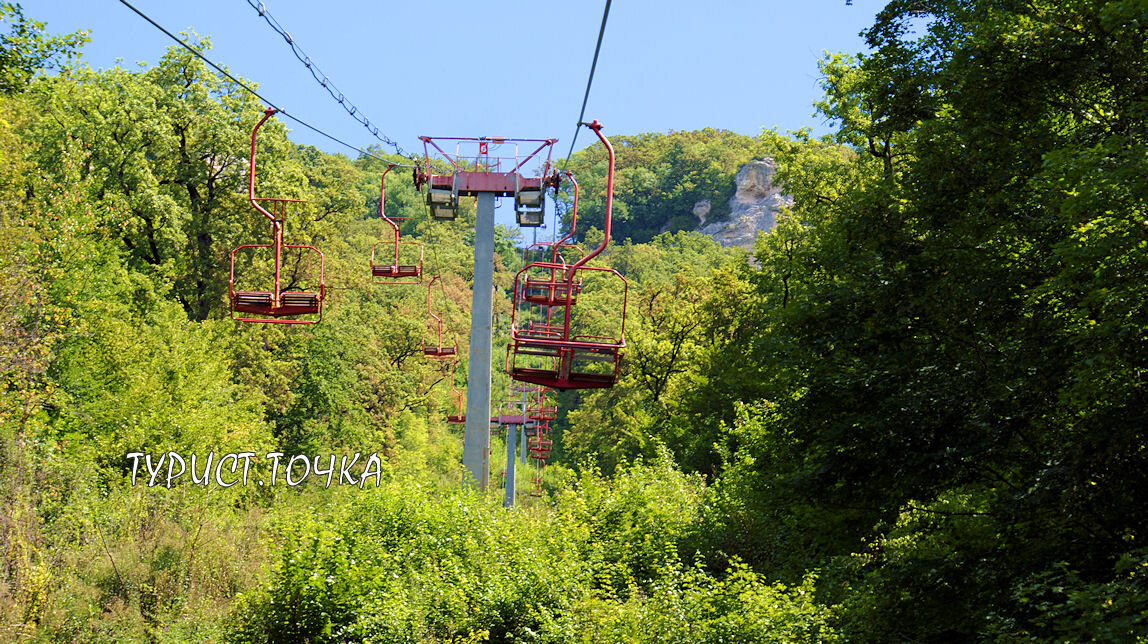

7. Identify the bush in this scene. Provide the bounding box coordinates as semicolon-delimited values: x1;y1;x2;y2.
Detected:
229;463;839;643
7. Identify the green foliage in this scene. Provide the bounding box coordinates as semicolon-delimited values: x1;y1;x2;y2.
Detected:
561;129;775;243
230;482;588;642
551;563;837;644
1007;549;1148;641
559;231;753;475
25;40;337;321
0;2;87;94
229;462;838;643
689;0;1148;639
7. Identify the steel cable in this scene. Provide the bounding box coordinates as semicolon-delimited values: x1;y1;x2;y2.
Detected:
243;0;411;159
116;0;414;166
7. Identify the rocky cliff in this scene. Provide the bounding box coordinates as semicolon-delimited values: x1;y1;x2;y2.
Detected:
695;158;790;249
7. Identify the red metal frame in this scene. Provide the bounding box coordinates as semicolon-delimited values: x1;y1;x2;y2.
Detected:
508;264;628;390
527;390;557;422
421;136;557;176
228;108;325;324
446;362;466;425
521;172;585;306
416;136;557;199
422;275;458;359
528;420;550;497
506;121;626;389
528;434;553;460
370;164;424;284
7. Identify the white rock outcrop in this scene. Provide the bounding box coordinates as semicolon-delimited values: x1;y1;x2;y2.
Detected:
692;199;711;225
697;158;791;249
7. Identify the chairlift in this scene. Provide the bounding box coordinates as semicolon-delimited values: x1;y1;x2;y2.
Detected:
446;362;466;425
527;390;557;422
370;164;423;283
507;121;628;389
422;275;458;359
520;172;583;307
229;107;325;324
528;435;553;460
528;430;548;497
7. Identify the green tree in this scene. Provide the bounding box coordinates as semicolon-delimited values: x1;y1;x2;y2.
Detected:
0;2;87;94
26;41;346;321
561;129;776;243
708;0;1148;638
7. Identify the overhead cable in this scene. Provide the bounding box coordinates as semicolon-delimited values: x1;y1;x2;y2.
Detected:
562;0;611;171
243;0;410;158
115;0;413;166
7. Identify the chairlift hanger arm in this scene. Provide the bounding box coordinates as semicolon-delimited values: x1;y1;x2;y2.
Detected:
566;120;613;278
427;274;445;329
423;275;458;357
248;107;306;223
380;163;399;233
552;171;579;263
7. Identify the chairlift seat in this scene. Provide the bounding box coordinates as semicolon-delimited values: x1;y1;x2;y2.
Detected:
234;291;273;310
515;328;563;344
508;365;618;391
572;347;618;363
281;292;320;308
423;345;457;358
233;291;320;316
515;346;560;358
372;264;421;279
522;279;580;306
529;407;557;422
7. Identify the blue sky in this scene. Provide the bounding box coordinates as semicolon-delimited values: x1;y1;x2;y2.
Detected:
27;0;882;158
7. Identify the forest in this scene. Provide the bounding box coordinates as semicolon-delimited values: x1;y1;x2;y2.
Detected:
2;0;1147;641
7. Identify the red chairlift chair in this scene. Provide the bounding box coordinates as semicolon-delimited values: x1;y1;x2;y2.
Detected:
422;275;458;359
528;435;553;460
528;428;549;497
527;390;557;422
520;172;584;307
229;107;325;324
370;164;424;284
529;468;545;497
507;121;628;389
446;362;466;425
